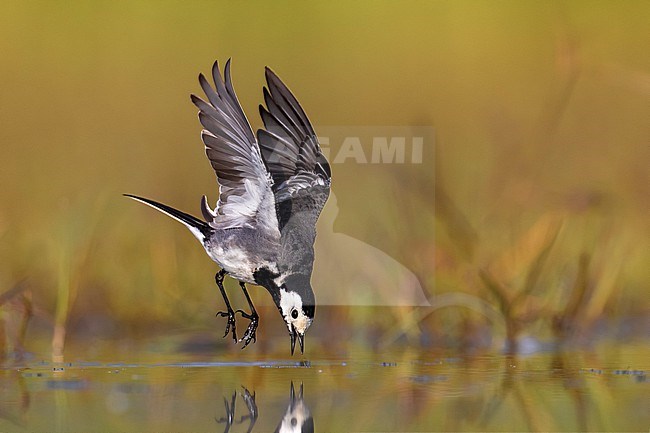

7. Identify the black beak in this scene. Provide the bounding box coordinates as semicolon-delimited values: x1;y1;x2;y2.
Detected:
290;325;305;355
289;381;304;409
298;331;305;354
290;326;296;355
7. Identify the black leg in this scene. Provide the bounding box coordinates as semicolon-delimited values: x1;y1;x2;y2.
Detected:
237;387;258;433
215;391;236;432
235;282;259;348
215;270;237;343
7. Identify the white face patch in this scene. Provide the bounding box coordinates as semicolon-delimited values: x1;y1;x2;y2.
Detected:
279;400;310;432
279;289;303;318
279;289;312;335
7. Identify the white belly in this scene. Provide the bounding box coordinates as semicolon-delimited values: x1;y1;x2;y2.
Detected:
205;244;257;283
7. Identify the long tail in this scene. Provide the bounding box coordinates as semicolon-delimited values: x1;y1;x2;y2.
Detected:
124;194;213;242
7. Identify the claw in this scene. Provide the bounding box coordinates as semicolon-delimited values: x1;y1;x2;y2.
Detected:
239;323;258;349
234;281;259;350
235;309;259;349
216;310;238;343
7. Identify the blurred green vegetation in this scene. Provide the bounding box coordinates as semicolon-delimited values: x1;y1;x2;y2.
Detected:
0;1;648;358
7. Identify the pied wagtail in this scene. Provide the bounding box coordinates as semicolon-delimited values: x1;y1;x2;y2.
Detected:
125;59;331;355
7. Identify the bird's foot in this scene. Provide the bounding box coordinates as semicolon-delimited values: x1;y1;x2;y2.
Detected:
215;392;236;426
238;387;258;423
216;309;238;343
235;310;259;349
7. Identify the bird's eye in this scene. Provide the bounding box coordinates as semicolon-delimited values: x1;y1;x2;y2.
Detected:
291;309;299;319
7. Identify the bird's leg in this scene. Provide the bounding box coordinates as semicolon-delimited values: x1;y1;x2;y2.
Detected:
215;391;236;432
215;269;237;343
235;282;259;348
237;387;258;433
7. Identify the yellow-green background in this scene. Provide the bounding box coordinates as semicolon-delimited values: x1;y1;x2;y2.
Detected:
0;1;648;355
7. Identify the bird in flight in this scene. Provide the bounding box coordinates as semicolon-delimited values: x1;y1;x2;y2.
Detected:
125;59;331;355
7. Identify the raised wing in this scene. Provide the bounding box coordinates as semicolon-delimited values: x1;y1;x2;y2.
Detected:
257;67;331;272
191;60;278;235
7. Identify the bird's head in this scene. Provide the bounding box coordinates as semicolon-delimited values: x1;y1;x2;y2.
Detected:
276;382;313;433
278;274;315;355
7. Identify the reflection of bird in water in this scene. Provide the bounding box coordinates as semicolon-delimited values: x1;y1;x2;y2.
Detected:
216;387;257;433
275;382;313;433
216;382;313;433
313;193;430;306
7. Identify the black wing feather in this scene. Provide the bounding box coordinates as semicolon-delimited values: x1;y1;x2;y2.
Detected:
257;68;330;187
257;67;331;236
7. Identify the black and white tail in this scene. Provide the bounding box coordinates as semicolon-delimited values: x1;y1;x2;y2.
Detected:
124;194;213;242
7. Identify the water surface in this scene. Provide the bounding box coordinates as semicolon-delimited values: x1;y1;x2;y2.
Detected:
1;341;647;432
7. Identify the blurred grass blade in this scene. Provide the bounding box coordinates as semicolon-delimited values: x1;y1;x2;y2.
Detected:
489;212;564;286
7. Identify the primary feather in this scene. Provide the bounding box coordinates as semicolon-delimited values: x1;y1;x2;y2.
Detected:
191;60;278;237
